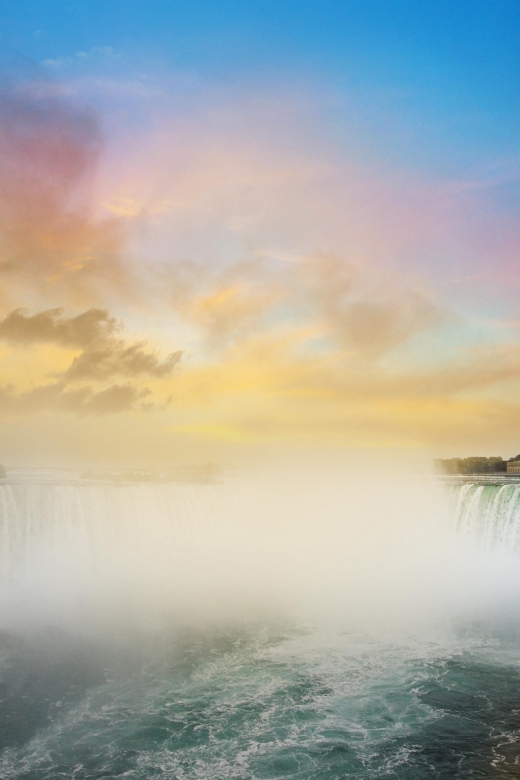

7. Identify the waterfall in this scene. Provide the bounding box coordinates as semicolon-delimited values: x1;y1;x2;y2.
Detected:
451;480;520;548
1;469;516;633
0;476;519;780
0;472;256;628
0;479;231;584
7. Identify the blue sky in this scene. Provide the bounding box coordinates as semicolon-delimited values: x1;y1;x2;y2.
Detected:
0;0;520;154
1;1;519;176
0;2;520;461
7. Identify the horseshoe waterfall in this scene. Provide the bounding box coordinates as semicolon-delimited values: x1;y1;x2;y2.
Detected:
1;469;520;779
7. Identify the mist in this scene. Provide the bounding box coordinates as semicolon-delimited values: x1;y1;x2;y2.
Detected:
2;467;519;642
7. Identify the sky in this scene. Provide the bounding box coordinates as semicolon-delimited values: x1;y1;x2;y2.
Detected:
0;1;519;466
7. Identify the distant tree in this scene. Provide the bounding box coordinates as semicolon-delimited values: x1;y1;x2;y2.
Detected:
435;457;507;475
0;465;6;479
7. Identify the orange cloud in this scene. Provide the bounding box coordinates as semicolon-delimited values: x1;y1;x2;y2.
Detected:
0;71;519;459
0;307;181;414
0;74;131;305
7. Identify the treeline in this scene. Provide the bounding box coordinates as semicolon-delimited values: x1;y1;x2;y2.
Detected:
435;456;519;475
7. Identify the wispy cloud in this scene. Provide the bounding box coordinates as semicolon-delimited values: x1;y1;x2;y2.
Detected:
0;381;152;415
0;307;181;414
0;71;133;305
0;307;118;347
0;62;518;455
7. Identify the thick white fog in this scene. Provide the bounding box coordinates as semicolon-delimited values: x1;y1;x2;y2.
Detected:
1;469;520;636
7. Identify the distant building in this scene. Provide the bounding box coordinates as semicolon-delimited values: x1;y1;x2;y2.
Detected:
507;461;520;474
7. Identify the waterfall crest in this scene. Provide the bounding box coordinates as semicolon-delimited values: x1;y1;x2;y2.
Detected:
1;470;518;633
0;473;255;629
452;481;520;548
0;479;229;585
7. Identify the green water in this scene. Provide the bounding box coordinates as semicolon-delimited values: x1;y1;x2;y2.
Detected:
1;622;520;779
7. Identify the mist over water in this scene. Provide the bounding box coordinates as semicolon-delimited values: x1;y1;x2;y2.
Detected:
1;468;520;778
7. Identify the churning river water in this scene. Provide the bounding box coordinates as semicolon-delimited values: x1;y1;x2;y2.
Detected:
1;470;520;779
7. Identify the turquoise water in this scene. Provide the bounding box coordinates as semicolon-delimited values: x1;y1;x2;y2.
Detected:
1;623;520;778
1;473;520;779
